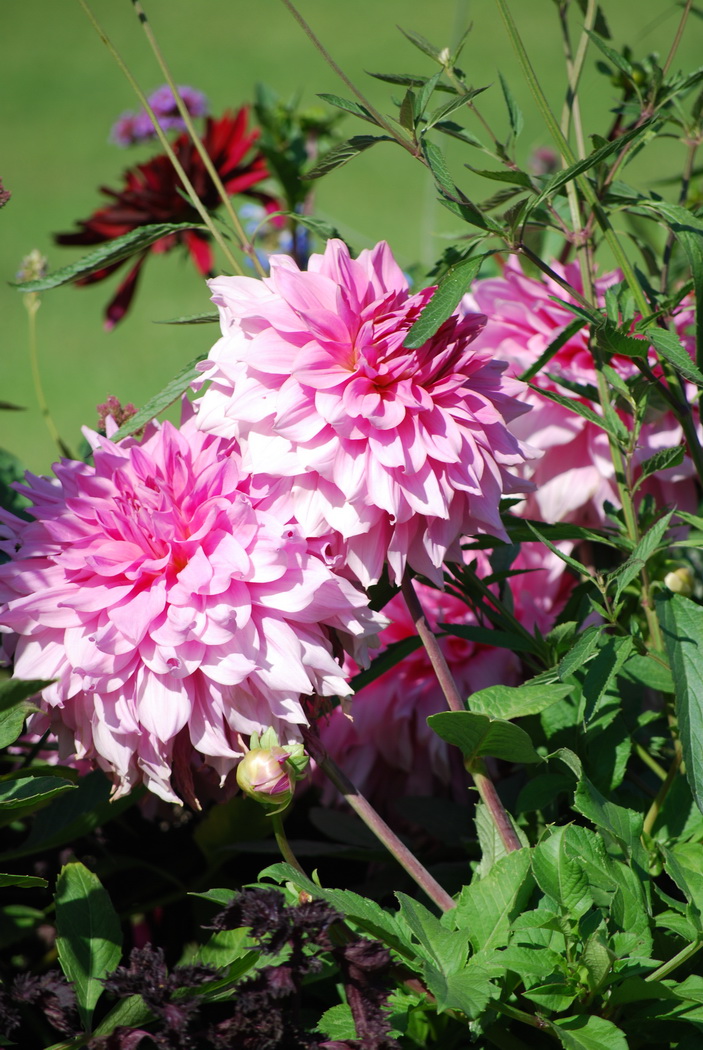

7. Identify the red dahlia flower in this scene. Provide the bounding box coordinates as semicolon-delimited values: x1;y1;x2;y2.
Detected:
55;108;272;329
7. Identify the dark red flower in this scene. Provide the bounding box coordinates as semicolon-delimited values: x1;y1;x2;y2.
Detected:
55;108;273;328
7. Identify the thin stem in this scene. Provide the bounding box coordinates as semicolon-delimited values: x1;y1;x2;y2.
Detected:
129;0;266;279
271;811;307;876
494;0;650;319
661;0;693;80
76;0;243;276
401;573;522;853
559;0;595;159
634;742;668;782
302;727;455;913
279;0;418;158
26;295;69;458
645;937;703;982
642;750;683;837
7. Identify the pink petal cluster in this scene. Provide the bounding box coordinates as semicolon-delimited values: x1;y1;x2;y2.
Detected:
0;418;381;804
464;258;697;525
315;542;574;810
195;239;535;586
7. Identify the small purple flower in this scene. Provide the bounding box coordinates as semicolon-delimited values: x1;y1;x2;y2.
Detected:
110;85;209;147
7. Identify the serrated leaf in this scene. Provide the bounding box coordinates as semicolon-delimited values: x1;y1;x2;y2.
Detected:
439;623;535;653
573;778;646;868
657;593;703;814
14;224;206;291
498;73;523;138
635;445;685;487
526;522;593;577
154;312;219;325
533;121;653;209
0;677;53;714
467;682;574;719
454;849;533;951
414;71;443;121
317;92;381;126
399;26;443;61
0;873;48;889
55;862;122;1031
0;775;75;826
648;327;703;386
526;385;617;437
422;959;498;1018
551;1014;629;1050
532;825;592;918
91;994;153;1038
586;31;634;77
350;636;422;693
395;892;469;974
316;1004;356;1040
611;511;673;603
403;254;488;349
425;91;474;130
582;636;634;723
111;354;207;441
398;88;416;131
558;625;605;679
303;135;393;180
427;711;541;764
466;165;533;188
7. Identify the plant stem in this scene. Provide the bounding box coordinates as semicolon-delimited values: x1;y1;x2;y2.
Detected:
25;294;69;458
645;937;703;982
279;0;418;158
271;811;307;877
642;750;683;837
401;573;522;853
494;0;649;319
634;742;668;782
661;0;693;80
302;727;455;913
129;0;266;278
76;0;243;276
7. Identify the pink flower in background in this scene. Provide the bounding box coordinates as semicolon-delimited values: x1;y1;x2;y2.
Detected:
464;258;697;525
315;543;574;810
195;239;535;587
0;417;381;805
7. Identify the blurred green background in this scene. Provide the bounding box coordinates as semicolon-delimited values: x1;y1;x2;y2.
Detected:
2;1;700;473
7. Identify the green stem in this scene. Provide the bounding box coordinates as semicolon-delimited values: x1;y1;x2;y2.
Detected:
26;295;69;458
643;750;683;837
494;0;649;318
76;0;243;276
635;742;668;782
302;727;455;912
130;0;265;278
645;937;703;982
279;0;418;158
661;0;693;80
271;810;307;876
401;574;522;854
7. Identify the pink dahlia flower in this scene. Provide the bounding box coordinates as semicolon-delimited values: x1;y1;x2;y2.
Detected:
315;542;574;809
0;418;381;805
464;258;697;525
195;239;535;587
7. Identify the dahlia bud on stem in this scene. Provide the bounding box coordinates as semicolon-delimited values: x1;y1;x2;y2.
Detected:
401;572;522;854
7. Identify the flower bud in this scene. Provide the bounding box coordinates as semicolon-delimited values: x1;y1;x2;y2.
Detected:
236;746;295;812
664;566;694;597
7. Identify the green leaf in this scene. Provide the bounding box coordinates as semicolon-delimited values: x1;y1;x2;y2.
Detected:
14;223;206;291
526;522;594;577
414;71;443;121
573;777;646;868
403;254;488;349
635;445;685;487
465;166;533;188
425;91;476;130
195;927;257;969
498;73;523;137
558;625;605;679
92;994;153;1038
55;862;122;1031
657;593;703;813
563;826;650;940
647;327;703;386
350;636;422;693
0;775;75;826
422;958;498;1018
317;92;380;126
395;892;469;974
453;849;534;951
0;677;52;714
316;1004;356;1040
636;201;703;362
582;636;634;723
663;842;703;921
0;678;50;749
111;354;208;441
526;385;618;437
398;26;443;61
439;623;535;653
0;873;48;889
533;121;653;209
427;711;542;764
610;511;674;603
303;135;393;180
532;825;592;918
398;88;417;131
154;312;219;325
467;681;574;719
551;1014;629;1050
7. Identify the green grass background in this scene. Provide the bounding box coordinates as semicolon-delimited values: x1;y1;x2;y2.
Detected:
2;1;700;474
